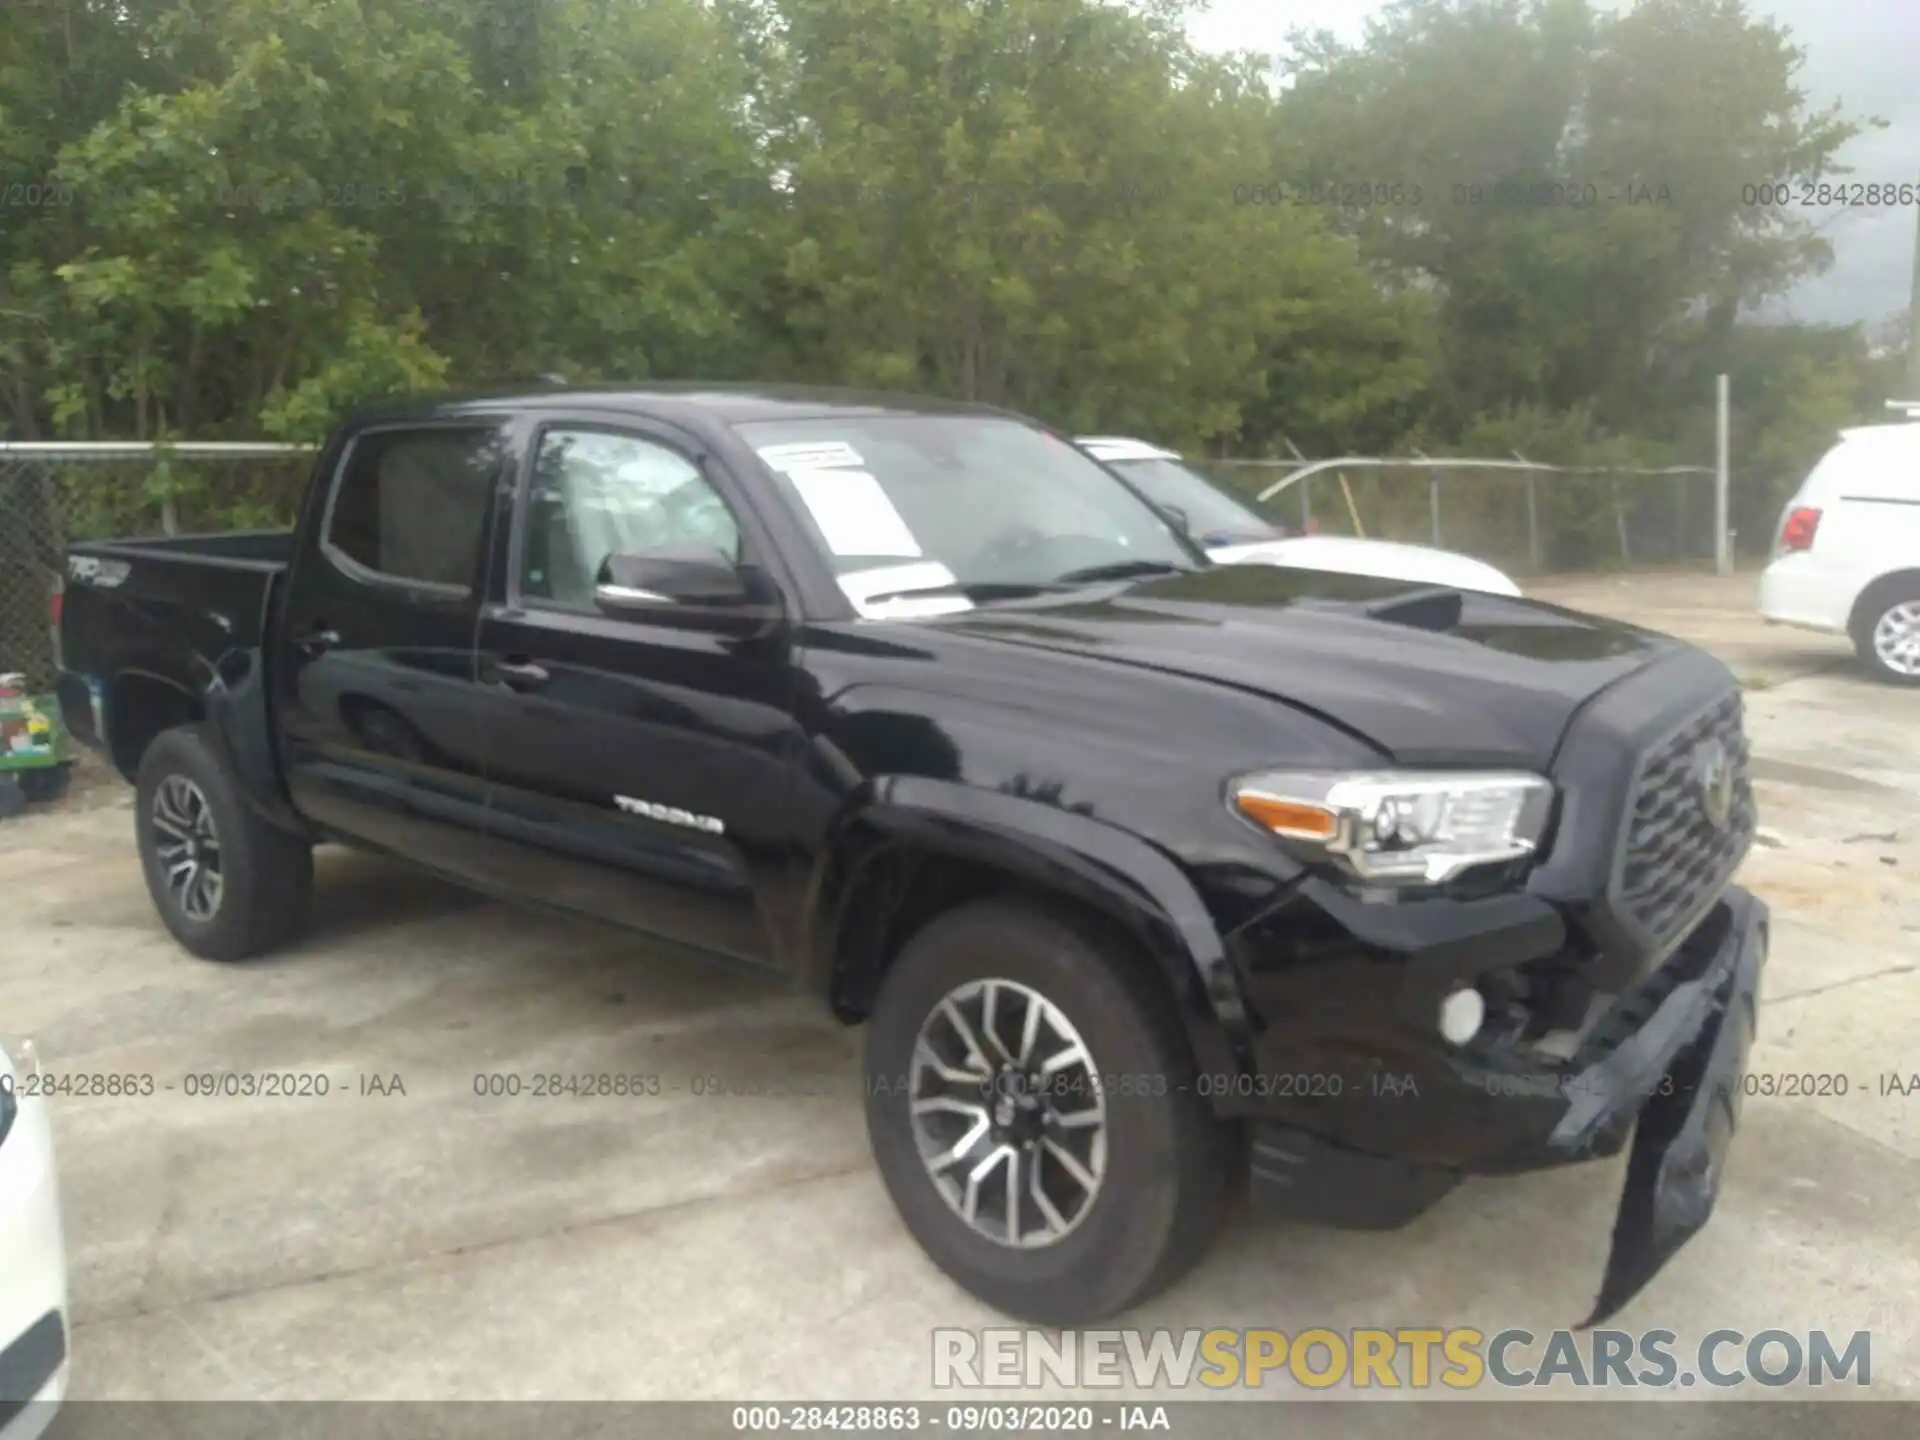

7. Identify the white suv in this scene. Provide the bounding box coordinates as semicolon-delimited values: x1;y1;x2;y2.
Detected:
0;1043;67;1440
1758;422;1920;684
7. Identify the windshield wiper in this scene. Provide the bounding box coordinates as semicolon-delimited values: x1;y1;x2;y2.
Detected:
1051;559;1195;585
857;579;1062;605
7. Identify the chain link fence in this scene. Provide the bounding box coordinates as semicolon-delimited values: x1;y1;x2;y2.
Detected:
1194;457;1728;577
0;439;1736;690
0;446;314;689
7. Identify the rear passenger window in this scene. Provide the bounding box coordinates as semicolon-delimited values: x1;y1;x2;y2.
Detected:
326;427;501;590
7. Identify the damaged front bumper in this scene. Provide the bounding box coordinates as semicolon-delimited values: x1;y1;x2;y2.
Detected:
1579;886;1765;1325
1246;885;1767;1326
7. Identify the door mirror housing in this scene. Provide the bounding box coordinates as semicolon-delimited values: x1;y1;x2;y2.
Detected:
593;545;782;626
1154;502;1190;536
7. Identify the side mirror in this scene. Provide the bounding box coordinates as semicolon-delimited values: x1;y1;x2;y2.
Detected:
1155;502;1191;535
593;545;782;627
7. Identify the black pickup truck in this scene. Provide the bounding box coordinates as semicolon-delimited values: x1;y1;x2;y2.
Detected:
58;386;1765;1326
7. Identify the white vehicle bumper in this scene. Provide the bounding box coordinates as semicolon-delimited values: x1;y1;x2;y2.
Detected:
1757;552;1851;634
0;1052;68;1440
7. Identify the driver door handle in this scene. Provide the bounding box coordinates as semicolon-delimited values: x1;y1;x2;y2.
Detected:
484;657;550;692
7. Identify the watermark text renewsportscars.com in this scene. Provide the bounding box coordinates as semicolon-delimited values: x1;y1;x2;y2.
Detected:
933;1327;1872;1391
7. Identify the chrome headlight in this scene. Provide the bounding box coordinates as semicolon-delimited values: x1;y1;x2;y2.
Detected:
1229;770;1555;885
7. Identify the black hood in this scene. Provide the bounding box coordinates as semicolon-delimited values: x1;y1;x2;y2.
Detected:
920;565;1683;770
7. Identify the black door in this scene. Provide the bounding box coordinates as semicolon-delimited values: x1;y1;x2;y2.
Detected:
472;422;802;966
276;422;507;881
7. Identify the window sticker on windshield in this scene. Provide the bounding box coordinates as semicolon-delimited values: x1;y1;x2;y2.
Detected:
837;561;974;619
756;441;867;474
787;465;924;558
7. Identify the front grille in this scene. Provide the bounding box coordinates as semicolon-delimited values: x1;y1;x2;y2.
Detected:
1570;901;1730;1069
1616;687;1755;950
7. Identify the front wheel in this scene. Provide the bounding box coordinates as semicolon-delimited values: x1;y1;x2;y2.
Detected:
864;898;1233;1324
135;725;313;961
1854;582;1920;686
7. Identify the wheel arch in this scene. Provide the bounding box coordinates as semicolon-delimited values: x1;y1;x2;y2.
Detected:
107;668;205;779
106;650;309;836
1847;567;1920;639
803;778;1250;1082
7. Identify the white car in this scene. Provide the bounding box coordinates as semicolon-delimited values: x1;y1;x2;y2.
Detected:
1758;421;1920;684
1076;437;1522;596
0;1043;67;1440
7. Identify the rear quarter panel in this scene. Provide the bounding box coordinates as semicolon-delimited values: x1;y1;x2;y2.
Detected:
1804;437;1912;572
58;544;294;823
1795;436;1920;626
61;543;280;699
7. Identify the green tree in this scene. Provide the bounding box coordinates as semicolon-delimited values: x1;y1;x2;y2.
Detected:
734;0;1416;447
1272;0;1873;436
0;0;1897;574
4;0;773;450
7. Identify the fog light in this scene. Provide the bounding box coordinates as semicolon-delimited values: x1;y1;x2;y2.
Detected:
1438;987;1485;1046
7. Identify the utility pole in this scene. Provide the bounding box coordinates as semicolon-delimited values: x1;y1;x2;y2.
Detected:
1909;185;1920;402
1715;374;1732;576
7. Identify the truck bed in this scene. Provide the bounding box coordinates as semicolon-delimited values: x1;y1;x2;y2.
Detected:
59;532;293;762
72;528;295;569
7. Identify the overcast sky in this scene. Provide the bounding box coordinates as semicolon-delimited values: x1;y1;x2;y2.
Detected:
1186;0;1918;328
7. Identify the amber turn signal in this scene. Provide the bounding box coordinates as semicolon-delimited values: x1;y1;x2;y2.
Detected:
1233;791;1339;840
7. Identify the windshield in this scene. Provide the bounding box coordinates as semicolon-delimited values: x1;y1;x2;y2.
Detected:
737;416;1202;608
1104;457;1281;547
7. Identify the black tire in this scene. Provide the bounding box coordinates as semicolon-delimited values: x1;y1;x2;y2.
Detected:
864;896;1234;1325
1850;579;1920;687
134;724;313;961
0;777;25;820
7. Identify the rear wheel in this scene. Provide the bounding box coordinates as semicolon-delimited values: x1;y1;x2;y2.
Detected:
863;897;1233;1324
135;725;313;961
1852;580;1920;686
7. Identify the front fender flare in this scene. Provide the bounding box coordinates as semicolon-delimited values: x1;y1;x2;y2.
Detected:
803;776;1251;1081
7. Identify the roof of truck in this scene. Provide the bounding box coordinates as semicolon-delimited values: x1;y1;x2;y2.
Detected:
344;383;1009;429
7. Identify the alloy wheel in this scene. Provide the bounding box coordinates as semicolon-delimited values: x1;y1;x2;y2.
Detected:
1872;602;1920;677
908;978;1108;1248
152;775;224;921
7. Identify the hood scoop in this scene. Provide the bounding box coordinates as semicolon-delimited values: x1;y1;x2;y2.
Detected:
1326;585;1466;633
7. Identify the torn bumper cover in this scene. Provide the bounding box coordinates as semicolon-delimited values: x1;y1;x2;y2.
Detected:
1577;886;1766;1326
1247;885;1767;1325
